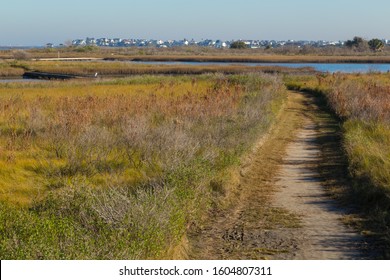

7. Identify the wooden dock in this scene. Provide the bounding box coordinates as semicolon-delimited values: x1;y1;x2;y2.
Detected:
23;71;82;80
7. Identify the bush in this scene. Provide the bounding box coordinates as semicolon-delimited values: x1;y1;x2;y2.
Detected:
368;39;385;52
230;41;248;49
12;50;31;60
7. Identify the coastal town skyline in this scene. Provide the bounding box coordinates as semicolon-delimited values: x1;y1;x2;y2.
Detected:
3;36;390;49
1;0;390;46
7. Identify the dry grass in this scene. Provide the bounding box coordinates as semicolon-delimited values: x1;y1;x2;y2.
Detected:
0;74;286;259
0;78;221;204
4;45;390;61
0;60;315;78
0;61;26;77
320;74;390;123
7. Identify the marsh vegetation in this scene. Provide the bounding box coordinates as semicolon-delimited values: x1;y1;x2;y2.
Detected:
1;51;390;259
0;74;286;259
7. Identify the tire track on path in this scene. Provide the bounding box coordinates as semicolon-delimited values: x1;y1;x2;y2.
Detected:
188;90;372;260
274;120;367;259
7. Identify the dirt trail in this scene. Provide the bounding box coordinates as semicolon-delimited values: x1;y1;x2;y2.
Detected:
188;90;371;260
273;121;367;259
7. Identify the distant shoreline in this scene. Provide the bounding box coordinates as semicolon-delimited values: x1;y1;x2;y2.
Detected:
110;55;390;64
0;46;44;50
28;55;390;64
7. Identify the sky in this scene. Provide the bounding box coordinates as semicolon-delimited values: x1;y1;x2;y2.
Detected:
1;0;389;46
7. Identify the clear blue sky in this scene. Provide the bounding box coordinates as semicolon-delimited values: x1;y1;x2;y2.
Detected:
1;0;389;45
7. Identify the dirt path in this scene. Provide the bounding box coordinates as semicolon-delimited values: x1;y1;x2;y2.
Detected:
188;90;371;260
273;121;367;259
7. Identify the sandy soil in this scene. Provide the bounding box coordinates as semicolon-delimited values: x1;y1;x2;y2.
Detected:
187;91;373;260
273;121;368;259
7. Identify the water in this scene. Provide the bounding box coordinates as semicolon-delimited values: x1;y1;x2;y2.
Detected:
129;61;390;73
257;63;390;73
2;62;390;84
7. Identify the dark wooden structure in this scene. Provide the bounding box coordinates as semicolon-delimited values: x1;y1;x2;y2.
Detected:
23;71;81;80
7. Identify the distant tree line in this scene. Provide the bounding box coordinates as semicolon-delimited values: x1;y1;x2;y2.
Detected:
230;36;386;53
345;36;385;52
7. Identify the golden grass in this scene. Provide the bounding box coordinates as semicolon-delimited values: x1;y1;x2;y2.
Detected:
1;60;315;78
0;75;284;206
0;80;208;204
344;121;390;190
0;62;25;77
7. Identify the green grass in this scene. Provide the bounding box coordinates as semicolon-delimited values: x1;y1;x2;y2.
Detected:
344;120;390;199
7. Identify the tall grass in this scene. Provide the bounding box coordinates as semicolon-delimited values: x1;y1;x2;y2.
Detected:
0;74;286;259
323;75;390;217
0;61;26;77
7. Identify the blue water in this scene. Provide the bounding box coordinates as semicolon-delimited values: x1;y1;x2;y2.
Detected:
255;63;390;73
129;61;390;73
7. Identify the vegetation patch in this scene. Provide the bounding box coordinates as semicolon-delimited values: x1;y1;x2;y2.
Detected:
0;74;286;259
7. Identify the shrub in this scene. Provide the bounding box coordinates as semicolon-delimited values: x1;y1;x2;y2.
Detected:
230;41;248;49
12;50;31;60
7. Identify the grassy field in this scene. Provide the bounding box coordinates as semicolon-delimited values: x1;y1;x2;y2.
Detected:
120;54;390;63
0;61;26;77
3;45;390;60
3;46;390;79
2;53;390;259
286;73;390;255
0;74;286;259
0;59;315;78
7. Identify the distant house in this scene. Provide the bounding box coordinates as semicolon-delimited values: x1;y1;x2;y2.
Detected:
86;37;96;46
72;39;86;46
96;38;110;46
46;43;54;48
215;40;227;48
